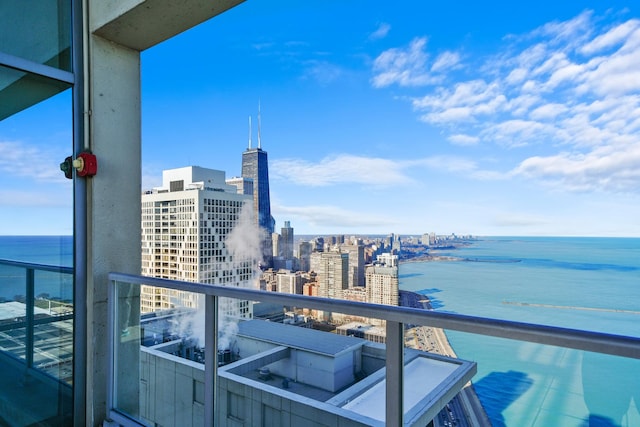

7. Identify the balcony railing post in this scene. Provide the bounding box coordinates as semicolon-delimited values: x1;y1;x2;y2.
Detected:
386;320;403;427
205;294;219;426
25;267;35;369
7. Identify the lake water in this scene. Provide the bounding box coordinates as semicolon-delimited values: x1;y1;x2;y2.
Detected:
0;235;73;302
400;237;640;427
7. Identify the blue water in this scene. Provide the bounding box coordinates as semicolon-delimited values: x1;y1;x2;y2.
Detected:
400;237;640;427
0;236;73;302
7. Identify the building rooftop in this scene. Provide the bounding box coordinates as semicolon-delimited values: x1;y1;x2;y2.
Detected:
340;356;461;422
238;318;366;356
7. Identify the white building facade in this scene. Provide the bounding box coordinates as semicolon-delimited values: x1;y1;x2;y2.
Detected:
366;253;399;307
141;166;255;318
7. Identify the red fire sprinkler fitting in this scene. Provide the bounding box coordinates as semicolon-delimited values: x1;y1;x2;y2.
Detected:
75;152;98;177
60;151;98;179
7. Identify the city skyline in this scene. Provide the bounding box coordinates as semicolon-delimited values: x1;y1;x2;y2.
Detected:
1;1;639;236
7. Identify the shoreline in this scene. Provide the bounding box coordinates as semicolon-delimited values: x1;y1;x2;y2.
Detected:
400;290;491;427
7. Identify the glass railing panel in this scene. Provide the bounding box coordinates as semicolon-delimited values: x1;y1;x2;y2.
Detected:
109;274;640;427
0;264;27;361
0;261;73;426
32;269;74;383
446;330;640;427
0;264;73;371
113;280;143;423
115;280;207;426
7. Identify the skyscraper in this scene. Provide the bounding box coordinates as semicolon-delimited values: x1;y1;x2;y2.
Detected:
281;220;294;261
141;166;255;319
342;243;365;287
298;240;312;272
242;105;275;267
311;251;349;300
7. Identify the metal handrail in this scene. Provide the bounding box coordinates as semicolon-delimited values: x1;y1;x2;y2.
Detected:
0;258;73;274
109;272;640;359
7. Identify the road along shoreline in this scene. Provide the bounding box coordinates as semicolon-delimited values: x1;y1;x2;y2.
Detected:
401;290;491;426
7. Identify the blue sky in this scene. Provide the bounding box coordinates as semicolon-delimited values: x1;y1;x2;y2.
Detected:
1;0;640;236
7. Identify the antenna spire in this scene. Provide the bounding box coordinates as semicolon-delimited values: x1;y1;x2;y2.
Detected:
257;100;262;149
248;115;252;149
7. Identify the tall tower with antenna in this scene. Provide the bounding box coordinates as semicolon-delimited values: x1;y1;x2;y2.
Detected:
242;102;275;268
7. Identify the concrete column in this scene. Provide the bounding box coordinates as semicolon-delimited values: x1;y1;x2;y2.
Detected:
84;32;141;425
82;0;244;424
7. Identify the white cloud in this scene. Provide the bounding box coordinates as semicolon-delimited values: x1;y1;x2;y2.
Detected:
271;154;414;186
512;143;640;193
414;80;507;123
413;155;478;173
506;67;528;85
0;140;69;183
0;190;70;207
371;37;441;87
413;155;506;181
580;49;640;96
544;61;585;89
506;94;541;117
484;119;558;147
274;204;399;229
581;19;640;54
514;43;548;70
375;10;640;193
529;103;568;120
421;106;473;124
532;51;569;77
534;10;593;48
369;23;391;40
448;134;479;146
271;153;500;188
431;51;461;72
302;60;344;85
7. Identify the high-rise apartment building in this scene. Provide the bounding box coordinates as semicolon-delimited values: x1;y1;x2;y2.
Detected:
271;232;281;258
275;270;304;294
366;253;399;308
342;243;365;287
141;166;254;318
241;109;275;268
298;240;312;272
226;176;254;196
311;251;349;300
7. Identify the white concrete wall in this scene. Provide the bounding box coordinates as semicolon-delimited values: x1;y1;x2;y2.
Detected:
140;348;205;427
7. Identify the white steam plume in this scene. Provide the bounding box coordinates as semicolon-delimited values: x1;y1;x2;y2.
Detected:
171;202;263;352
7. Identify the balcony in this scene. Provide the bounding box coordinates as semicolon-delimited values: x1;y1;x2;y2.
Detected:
0;259;74;425
0;258;638;426
106;273;640;427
